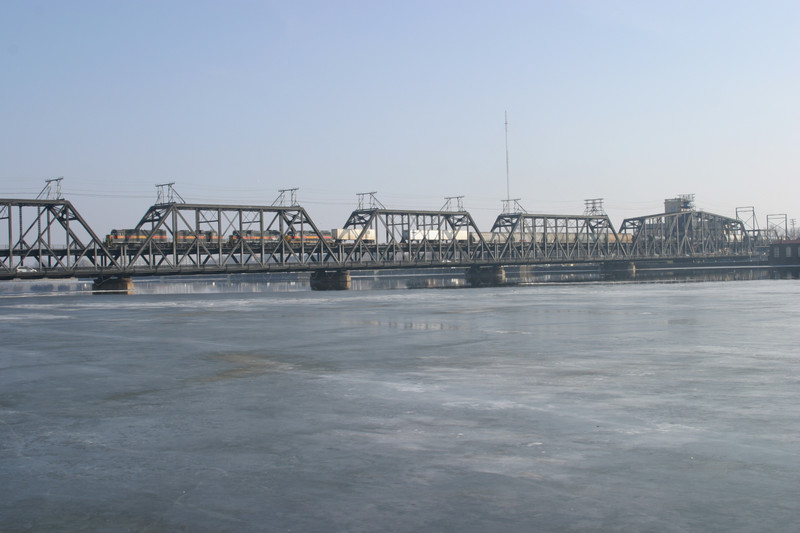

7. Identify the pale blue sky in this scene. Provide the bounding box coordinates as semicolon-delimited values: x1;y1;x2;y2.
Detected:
2;0;798;234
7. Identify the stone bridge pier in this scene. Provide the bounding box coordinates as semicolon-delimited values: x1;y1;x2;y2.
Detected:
310;270;352;291
601;261;637;281
465;265;506;287
92;277;135;294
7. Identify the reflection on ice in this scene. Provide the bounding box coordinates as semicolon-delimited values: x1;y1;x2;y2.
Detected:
2;280;800;532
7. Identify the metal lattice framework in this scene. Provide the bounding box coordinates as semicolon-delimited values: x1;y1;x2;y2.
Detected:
0;195;765;281
109;202;339;273
488;212;627;261
0;199;119;277
338;209;494;266
766;214;788;241
618;209;750;258
736;206;766;243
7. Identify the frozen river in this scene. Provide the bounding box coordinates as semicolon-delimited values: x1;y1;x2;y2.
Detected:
1;280;799;532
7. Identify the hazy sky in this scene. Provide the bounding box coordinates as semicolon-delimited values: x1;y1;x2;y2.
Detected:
2;0;798;234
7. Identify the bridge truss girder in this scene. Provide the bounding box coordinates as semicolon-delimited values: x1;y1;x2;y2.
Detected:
113;202;340;272
619;210;751;258
489;212;627;261
0;199;118;278
0;196;764;282
340;209;496;265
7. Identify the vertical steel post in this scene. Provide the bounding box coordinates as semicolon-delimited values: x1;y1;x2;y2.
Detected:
217;208;222;266
5;204;12;268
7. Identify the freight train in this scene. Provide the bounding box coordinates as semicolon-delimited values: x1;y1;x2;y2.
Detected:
105;229;221;247
104;228;640;248
399;229;635;245
104;228;334;248
105;229;169;246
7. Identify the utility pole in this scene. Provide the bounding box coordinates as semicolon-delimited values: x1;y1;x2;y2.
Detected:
273;188;299;207
584;198;605;216
356;192;384;210
442;196;464;212
36;177;63;200
155;182;184;204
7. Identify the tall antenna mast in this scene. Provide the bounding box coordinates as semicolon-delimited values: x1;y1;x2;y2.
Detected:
501;112;523;214
505;111;510;203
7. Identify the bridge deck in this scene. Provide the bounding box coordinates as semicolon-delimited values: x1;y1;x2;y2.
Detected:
1;198;762;281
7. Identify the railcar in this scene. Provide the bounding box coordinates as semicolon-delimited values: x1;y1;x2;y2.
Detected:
402;229;479;242
105;229;168;247
285;230;333;242
331;228;377;243
228;230;282;245
175;230;219;244
227;230;331;245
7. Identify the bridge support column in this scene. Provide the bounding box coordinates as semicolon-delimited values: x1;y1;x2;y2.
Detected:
92;276;135;294
602;261;637;281
465;265;506;287
310;270;351;291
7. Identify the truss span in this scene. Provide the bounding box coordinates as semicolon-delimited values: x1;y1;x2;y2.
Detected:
619;209;751;258
0;197;763;281
0;199;119;278
489;212;628;261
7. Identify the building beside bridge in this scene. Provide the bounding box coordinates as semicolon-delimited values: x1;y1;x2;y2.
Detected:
769;240;800;278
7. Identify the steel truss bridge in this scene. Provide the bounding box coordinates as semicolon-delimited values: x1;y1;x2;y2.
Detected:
1;197;762;287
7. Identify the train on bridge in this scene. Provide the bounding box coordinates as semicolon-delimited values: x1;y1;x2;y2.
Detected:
103;228;384;248
102;227;638;249
0;193;782;288
105;228;332;247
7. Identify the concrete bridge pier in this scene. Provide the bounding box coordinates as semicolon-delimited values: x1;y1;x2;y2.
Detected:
465;265;506;287
92;276;135;294
310;270;352;291
602;261;637;281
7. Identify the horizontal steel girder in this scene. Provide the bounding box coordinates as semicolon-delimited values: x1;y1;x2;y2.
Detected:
0;199;759;280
